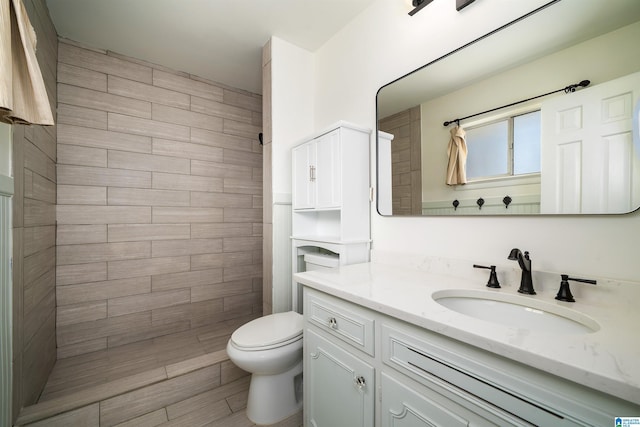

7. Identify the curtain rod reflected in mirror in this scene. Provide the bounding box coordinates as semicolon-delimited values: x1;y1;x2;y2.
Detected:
442;79;590;127
377;0;640;217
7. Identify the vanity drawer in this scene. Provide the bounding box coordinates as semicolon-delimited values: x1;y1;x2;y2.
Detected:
305;289;375;356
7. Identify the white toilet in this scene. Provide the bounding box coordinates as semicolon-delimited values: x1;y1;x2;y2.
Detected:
226;251;338;425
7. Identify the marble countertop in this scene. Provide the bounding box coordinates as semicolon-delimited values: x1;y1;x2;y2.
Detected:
293;261;640;406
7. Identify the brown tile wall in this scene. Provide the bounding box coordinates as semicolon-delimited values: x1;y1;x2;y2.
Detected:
378;106;422;216
12;0;59;419
55;40;263;358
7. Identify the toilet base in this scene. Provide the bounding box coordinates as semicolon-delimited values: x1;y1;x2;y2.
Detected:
246;360;303;425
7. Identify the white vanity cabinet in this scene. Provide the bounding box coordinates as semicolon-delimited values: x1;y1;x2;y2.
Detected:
302;286;640;427
303;288;376;427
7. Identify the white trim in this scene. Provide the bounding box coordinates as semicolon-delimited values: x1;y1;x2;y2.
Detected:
0;175;14;197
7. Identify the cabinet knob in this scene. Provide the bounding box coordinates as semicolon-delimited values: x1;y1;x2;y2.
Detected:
328;317;338;329
354;375;366;390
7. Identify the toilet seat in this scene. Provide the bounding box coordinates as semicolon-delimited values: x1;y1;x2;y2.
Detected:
230;311;303;351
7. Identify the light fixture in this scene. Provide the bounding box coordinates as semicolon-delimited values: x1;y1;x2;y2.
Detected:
408;0;477;16
408;0;434;16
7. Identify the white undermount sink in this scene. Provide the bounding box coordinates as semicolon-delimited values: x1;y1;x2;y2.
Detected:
432;289;600;334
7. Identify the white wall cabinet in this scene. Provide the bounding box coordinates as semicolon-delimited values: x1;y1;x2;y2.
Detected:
291;122;370;243
303;286;640;427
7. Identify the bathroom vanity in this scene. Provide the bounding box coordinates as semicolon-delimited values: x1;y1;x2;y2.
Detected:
295;262;640;426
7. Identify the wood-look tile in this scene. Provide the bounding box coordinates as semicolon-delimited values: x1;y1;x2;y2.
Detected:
58;165;151;188
108;224;191;242
58;84;151;118
24;169;57;203
57;301;107;326
57;184;106;205
152;104;223;132
151;172;222;192
223;264;262;282
222;119;261;140
190;192;252;208
190;223;253;239
106;320;189;352
56;262;108;286
190;128;253;152
150;304;192;327
24;268;55;316
223;88;262;113
190;160;252;179
16;368;166;426
22;309;56;405
24;246;55;286
205;411;254;427
151;239;222;258
223;178;261;196
151;268;223;292
27;125;57;162
23;198;56;227
108;151;190;174
57;241;151;265
57;103;108;130
220;360;249;386
108;256;190;280
107;188;189;207
166;376;250;419
223;237;262;253
152;207;223;224
161;399;231;426
57;225;107;245
57;205;152;225
99;365;220;426
113;408;168;427
108;289;190;317
23;403;100;427
57;277;151;306
24;138;56;182
108;113;190;142
190;97;252;124
152;70;223;102
58;42;152;84
23;290;55;346
23;225;55;256
152;139;223;162
57;338;108;360
57;61;107;91
223;208;261;223
57;124;152;153
108;75;190;110
165;349;227;378
57;143;108;167
225;389;249;413
56;312;151;347
191;280;253;304
222;148;261;168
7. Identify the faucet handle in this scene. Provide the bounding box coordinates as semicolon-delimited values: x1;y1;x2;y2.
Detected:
555;274;597;302
473;264;501;288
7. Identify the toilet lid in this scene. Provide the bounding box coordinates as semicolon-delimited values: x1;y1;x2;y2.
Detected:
231;311;303;349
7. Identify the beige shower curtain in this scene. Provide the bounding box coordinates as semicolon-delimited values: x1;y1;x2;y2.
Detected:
446;125;467;185
0;0;54;125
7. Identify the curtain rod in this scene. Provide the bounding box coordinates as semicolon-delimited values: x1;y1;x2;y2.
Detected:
443;79;590;127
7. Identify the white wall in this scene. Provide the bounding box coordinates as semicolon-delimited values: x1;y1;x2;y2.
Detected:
276;0;640;282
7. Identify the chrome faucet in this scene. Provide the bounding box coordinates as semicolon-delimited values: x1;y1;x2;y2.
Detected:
508;248;535;295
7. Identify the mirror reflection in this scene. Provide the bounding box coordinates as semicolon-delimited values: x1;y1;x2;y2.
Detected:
376;0;640;216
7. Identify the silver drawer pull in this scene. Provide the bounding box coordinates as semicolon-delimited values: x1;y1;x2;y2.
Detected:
354;375;366;390
328;317;338;329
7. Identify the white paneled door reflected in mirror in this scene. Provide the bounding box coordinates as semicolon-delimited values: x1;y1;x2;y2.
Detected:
377;0;640;216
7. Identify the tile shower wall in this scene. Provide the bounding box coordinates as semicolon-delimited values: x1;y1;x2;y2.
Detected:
55;40;263;358
11;0;58;418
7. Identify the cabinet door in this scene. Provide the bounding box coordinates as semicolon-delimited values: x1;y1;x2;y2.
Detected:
315;130;342;209
381;373;470;427
305;329;374;427
292;141;315;209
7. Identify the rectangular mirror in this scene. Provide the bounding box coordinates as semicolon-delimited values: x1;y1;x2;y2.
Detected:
376;0;640;216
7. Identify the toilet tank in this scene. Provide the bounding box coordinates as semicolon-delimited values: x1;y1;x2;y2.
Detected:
303;253;339;271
